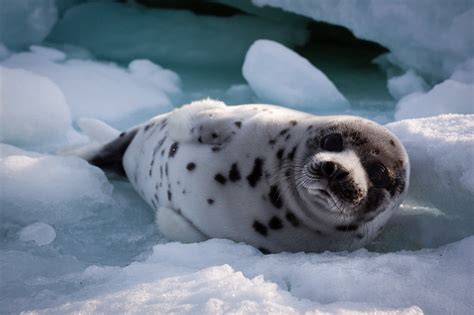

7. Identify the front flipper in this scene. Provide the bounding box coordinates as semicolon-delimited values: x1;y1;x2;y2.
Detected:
156;206;208;243
167;99;243;146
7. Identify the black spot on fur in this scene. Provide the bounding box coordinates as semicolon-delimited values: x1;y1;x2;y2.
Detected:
234;121;242;128
198;136;203;143
287;145;298;160
268;185;283;209
161;149;165;156
335;224;358;232
167;190;172;201
214;173;227;185
211;146;221;152
246;158;264;187
349;131;368;146
290;120;297;126
268;216;283;230
186;162;196;171
390;140;395;146
285;134;291;141
285;211;300;227
144;124;153;131
165;164;169;176
119;132;125;137
160;166;163;178
228;163;241;182
207;198;214;205
211;132;218;138
276;148;284;160
269;139;276;145
307;125;313;131
356;234;364;239
253;221;268;236
258;247;270;254
279;128;289;136
169;142;179;157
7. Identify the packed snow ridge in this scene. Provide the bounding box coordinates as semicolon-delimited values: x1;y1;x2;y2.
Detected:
243;39;349;110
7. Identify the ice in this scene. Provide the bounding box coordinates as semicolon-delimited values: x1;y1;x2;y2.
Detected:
451;58;474;83
18;222;56;246
11;238;472;314
47;1;309;66
394;80;474;120
0;0;58;50
387;70;429;100
1;46;181;126
243;40;349;110
252;0;474;81
382;115;474;248
0;66;72;147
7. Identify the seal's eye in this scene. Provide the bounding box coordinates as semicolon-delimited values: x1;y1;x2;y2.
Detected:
321;133;343;152
367;162;391;188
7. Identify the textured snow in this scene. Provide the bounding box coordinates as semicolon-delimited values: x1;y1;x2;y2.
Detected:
387;70;429;100
0;0;57;49
243;40;349;110
18;222;56;246
47;1;309;66
0;46;180;125
394;80;474;120
252;0;474;81
1;1;473;313
0;66;72;147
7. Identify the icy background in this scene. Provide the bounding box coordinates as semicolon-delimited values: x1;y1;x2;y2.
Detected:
0;0;473;314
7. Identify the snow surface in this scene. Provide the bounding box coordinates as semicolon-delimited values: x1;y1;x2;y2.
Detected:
47;1;309;66
18;222;56;246
394;80;474;120
0;0;57;49
252;0;474;81
387;70;429;101
1;1;473;313
243;40;349;110
0;46;181;126
0;66;72;147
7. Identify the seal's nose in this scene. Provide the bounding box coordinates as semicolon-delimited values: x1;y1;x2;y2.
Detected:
321;161;349;182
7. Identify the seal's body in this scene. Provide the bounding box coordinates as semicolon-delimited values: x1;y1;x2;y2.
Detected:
85;100;409;253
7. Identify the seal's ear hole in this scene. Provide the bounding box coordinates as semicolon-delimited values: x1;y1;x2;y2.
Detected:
321;133;343;152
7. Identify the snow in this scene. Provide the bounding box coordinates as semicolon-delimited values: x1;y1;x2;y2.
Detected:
243;40;349;110
0;46;181;126
0;66;72;147
9;238;473;314
18;222;56;246
387;70;429;100
47;1;309;66
0;0;58;49
252;0;474;81
0;1;473;313
394;80;474;120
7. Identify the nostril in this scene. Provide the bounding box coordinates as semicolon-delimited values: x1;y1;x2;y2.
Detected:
334;171;349;181
321;161;337;177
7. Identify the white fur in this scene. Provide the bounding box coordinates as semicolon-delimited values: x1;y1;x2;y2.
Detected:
167;99;226;142
156;206;207;243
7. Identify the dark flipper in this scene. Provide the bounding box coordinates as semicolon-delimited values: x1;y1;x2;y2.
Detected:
88;129;138;177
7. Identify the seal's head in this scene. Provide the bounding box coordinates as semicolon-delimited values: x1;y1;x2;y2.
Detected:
289;116;409;240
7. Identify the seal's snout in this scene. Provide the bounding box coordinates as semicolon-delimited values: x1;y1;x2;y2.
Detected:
320;161;350;182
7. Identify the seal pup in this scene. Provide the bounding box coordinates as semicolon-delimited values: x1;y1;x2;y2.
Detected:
78;99;409;253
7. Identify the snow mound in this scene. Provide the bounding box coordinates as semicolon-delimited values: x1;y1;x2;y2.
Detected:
243;40;348;110
387;70;429;100
18;222;56;246
0;46;181;125
0;0;57;49
0;154;112;225
252;0;474;81
387;114;474;219
451;57;474;83
18;238;472;314
0;66;72;147
47;1;308;66
394;80;474;120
